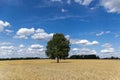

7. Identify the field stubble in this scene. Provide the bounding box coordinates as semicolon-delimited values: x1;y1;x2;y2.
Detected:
0;59;120;80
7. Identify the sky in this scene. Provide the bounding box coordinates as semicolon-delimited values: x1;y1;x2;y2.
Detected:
0;0;120;58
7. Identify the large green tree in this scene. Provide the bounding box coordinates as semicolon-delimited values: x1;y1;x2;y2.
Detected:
46;33;70;63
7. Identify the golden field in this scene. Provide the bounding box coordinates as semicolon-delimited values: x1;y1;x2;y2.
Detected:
0;59;120;80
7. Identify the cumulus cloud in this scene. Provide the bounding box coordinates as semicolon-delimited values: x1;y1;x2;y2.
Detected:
35;28;44;33
30;44;43;49
19;44;25;48
0;20;10;32
74;0;93;6
32;28;54;40
14;28;35;39
0;46;15;50
80;48;97;54
17;44;44;56
51;0;62;2
72;48;97;55
101;0;120;13
71;39;99;46
102;43;112;48
0;42;12;46
96;31;111;36
72;48;79;51
65;35;70;40
0;43;46;58
0;45;15;56
101;48;115;53
50;0;92;6
101;43;115;53
16;28;35;35
14;28;54;40
27;44;44;54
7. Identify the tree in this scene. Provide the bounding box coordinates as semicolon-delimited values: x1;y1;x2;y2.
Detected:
46;33;70;63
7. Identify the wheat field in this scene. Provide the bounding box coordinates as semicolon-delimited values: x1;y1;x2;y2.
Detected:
0;59;120;80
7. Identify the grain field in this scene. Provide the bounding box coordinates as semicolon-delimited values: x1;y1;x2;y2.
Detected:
0;60;120;80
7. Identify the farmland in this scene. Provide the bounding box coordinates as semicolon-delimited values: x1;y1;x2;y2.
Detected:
0;60;120;80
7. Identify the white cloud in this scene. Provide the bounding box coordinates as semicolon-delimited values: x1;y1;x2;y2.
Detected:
17;49;25;54
14;28;54;40
27;44;44;54
0;20;10;32
0;42;12;46
101;48;115;53
102;43;112;48
19;44;25;48
17;44;44;56
101;0;120;13
0;45;15;56
51;0;62;2
74;0;93;6
96;31;111;36
72;48;79;51
30;44;43;49
17;28;34;36
5;29;13;33
96;31;104;36
80;48;97;54
51;0;92;6
67;0;71;4
101;43;115;53
14;28;35;39
61;8;67;13
0;46;15;50
32;28;54;40
71;39;99;46
65;35;70;40
72;48;97;55
35;28;44;33
0;44;46;58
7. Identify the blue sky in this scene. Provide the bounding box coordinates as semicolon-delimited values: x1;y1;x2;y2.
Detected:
0;0;120;58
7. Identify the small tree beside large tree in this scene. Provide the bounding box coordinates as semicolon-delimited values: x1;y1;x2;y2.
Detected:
45;33;70;63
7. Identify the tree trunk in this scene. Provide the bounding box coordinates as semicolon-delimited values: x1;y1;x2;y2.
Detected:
57;57;59;63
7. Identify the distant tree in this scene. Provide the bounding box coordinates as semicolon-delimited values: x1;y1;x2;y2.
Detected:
70;54;100;59
46;33;70;63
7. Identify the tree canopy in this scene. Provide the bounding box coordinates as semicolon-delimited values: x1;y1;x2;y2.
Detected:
45;33;70;63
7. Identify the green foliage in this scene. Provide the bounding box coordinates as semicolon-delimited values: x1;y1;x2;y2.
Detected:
45;33;70;62
70;55;100;59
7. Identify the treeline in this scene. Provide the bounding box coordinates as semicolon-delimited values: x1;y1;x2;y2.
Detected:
69;55;120;59
103;56;119;59
0;55;119;60
69;54;100;59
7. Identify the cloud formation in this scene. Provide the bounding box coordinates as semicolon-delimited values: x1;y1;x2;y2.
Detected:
72;48;97;55
71;39;99;46
74;0;93;6
0;43;45;58
14;28;35;39
14;28;53;40
0;20;10;32
101;0;120;13
101;43;115;53
32;28;53;40
50;0;92;6
96;31;111;36
30;44;43;49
